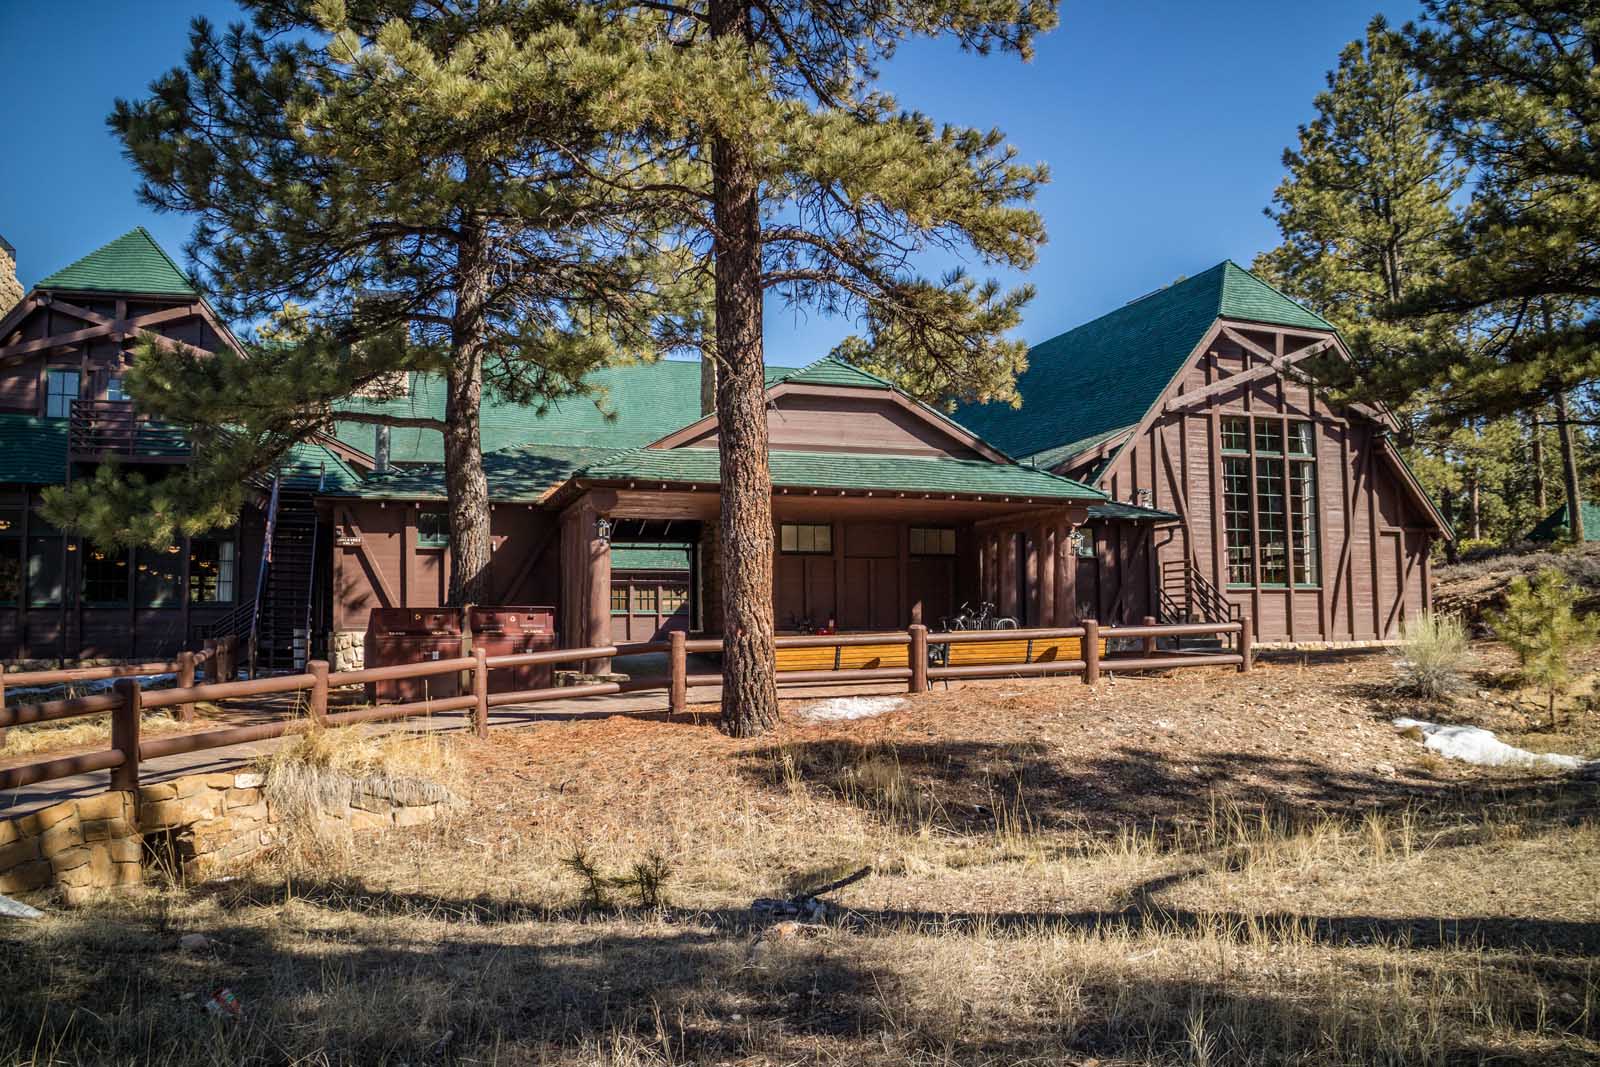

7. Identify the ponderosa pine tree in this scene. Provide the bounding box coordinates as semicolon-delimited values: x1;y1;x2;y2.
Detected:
1400;1;1600;539
43;1;685;601
577;0;1055;735
1254;17;1466;400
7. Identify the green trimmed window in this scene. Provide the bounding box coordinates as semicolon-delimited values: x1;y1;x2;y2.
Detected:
779;523;832;554
610;585;630;614
662;585;689;614
105;375;130;402
1220;415;1320;588
909;527;956;555
633;584;659;613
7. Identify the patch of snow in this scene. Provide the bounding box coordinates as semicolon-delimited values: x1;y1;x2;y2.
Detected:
800;696;906;721
1393;717;1590;770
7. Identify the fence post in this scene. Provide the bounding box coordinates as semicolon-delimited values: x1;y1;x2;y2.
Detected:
308;659;329;725
473;646;490;738
1141;615;1157;657
202;639;217;684
227;635;240;681
668;630;687;715
111;678;142;794
908;624;928;694
1082;619;1100;685
177;650;196;722
1239;616;1253;673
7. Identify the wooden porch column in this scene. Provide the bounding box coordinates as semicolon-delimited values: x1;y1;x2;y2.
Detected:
1056;520;1079;625
1039;523;1056;627
1025;525;1041;627
585;506;612;675
998;530;1018;620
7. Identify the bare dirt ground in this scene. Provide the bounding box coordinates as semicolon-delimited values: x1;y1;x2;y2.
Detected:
2;646;1597;1066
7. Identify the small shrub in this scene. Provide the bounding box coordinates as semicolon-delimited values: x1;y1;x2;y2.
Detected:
1395;614;1469;698
561;842;673;910
1488;567;1600;726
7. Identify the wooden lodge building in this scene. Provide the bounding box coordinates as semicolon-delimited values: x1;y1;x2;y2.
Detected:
0;231;1448;668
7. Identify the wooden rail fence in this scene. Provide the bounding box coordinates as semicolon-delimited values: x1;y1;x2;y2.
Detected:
0;620;1248;797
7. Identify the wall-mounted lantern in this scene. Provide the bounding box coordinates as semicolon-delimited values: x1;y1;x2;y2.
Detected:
595;516;613;544
1069;528;1093;558
1134;488;1154;509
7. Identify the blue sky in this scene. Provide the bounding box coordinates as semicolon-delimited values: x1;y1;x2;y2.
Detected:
0;1;1419;367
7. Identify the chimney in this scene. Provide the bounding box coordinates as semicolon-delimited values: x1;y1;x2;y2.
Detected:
0;234;20;318
374;425;391;474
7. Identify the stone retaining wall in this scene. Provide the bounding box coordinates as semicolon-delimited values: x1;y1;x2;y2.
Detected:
331;630;367;672
0;768;456;906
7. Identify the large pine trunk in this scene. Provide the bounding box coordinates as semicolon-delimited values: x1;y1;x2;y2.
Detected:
709;0;778;737
443;213;494;606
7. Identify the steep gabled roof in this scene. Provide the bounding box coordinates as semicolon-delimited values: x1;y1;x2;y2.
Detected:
954;261;1336;464
769;357;898;390
1528;501;1600;542
35;228;200;298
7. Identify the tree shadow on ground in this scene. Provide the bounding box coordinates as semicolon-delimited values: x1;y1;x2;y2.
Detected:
3;873;1591;1065
740;734;1598;842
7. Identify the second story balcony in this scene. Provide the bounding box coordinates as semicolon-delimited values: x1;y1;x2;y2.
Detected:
68;399;191;465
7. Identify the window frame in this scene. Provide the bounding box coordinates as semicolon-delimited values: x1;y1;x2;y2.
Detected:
189;536;237;604
44;368;81;419
81;543;131;607
778;522;833;555
909;526;957;556
1219;413;1321;590
416;510;450;548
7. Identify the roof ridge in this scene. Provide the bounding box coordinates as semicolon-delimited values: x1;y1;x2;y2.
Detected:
1217;259;1337;331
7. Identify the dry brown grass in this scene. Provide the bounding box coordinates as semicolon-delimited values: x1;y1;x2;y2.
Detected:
1;650;1597;1065
0;709;197;759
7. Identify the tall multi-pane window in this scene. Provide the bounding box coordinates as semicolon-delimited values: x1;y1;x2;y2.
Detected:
1219;415;1320;587
27;513;64;607
82;544;129;604
0;507;21;607
45;369;80;418
136;545;183;607
190;538;236;603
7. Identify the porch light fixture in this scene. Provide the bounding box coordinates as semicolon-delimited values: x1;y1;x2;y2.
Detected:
595;516;613;543
1134;488;1154;509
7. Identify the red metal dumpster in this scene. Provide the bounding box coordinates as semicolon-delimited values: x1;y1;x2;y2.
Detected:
469;606;557;694
363;607;464;704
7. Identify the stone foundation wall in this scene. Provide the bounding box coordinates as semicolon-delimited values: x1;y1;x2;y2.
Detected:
0;768;455;906
331;630;367;672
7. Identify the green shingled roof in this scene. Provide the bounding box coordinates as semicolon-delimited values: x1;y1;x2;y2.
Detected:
35;228;199;298
771;357;896;390
324;444;623;502
572;448;1104;500
333;361;797;465
611;543;694;571
0;416;68;484
955;261;1336;465
1528;502;1600;542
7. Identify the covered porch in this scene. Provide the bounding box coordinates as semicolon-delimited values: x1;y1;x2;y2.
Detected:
549;447;1112;663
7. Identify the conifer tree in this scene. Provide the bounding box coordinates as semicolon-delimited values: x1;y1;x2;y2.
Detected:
1254;18;1466;399
44;1;683;602
1400;1;1600;538
578;0;1055;735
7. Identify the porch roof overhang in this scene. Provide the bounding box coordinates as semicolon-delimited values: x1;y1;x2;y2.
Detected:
0;416;68;485
1086;501;1181;524
549;447;1107;510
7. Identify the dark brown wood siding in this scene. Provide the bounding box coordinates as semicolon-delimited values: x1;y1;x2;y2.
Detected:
1065;321;1436;642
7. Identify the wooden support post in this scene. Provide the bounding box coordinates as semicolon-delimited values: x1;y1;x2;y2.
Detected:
111;678;141;794
1142;616;1157;657
473;646;490;738
226;636;239;681
908;624;928;694
201;639;217;684
308;659;329;725
176;651;196;722
669;630;687;714
1082;619;1100;686
0;675;7;747
1239;616;1253;673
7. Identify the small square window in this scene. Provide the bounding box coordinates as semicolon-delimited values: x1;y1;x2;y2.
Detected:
1254;420;1285;456
1288;420;1314;456
610;585;630;614
106;375;130;402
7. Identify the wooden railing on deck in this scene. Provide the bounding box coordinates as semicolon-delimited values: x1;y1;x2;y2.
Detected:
0;620;1249;797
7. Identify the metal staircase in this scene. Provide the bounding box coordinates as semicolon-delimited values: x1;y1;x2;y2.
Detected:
251;479;320;673
1158;559;1241;649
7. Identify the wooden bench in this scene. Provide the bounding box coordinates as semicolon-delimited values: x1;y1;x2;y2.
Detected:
772;633;1105;673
